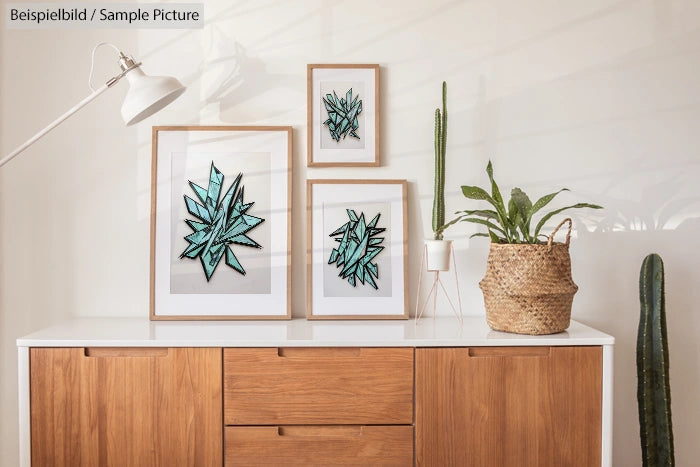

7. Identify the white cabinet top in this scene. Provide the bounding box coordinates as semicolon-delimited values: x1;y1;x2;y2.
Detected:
17;317;613;347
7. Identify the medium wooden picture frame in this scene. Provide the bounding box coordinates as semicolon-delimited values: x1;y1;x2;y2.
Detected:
150;126;292;320
307;179;408;319
307;64;380;167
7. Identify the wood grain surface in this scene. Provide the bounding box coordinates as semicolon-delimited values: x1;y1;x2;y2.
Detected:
224;425;413;466
415;346;602;467
30;347;222;466
224;347;414;425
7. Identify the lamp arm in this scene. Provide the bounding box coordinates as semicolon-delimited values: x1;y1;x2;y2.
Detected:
1;43;184;169
0;82;114;169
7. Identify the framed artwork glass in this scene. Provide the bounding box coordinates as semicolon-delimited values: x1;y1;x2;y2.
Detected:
307;179;408;319
307;64;379;167
150;126;291;320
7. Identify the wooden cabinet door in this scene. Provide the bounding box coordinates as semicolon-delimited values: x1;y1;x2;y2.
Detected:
416;346;602;467
30;347;222;467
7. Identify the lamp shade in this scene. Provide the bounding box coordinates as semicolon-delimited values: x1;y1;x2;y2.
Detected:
120;67;186;125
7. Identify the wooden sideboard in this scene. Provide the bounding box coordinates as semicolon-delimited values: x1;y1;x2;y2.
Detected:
17;318;614;466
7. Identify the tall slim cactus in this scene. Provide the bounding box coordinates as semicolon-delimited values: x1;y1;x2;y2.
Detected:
432;81;447;240
637;253;674;466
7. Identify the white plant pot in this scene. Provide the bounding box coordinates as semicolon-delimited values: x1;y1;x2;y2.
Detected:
425;239;453;272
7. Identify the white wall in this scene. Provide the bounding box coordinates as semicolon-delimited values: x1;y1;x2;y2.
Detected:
2;0;699;465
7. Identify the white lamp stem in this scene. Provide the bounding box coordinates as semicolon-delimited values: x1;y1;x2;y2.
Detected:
0;83;110;169
1;43;185;169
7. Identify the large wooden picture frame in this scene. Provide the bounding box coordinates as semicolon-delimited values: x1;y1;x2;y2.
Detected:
307;179;408;319
307;64;380;167
150;126;292;320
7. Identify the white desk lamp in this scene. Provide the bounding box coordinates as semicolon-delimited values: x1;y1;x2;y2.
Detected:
0;42;186;168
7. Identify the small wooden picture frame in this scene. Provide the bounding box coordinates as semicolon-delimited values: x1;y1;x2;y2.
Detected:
307;64;380;167
150;126;292;320
307;179;408;319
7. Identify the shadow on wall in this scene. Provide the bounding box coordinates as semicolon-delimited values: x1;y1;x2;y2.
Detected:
594;162;700;232
571;161;700;466
194;27;304;122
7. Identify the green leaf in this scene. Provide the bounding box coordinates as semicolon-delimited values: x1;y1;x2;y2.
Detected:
469;232;491;239
434;215;465;238
533;203;604;238
508;197;518;224
461;185;495;203
486;161;502;204
510;189;535;242
513;217;525;242
506;198;521;242
460;217;506;235
530;188;569;220
460;185;509;240
511;188;532;223
485;161;510;238
488;230;504;243
454;209;499;219
515;213;531;243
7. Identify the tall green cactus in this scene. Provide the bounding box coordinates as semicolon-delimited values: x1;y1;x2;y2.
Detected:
432;81;447;240
637;253;674;467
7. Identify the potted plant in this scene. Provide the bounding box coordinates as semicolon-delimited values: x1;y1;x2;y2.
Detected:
426;81;451;271
453;160;603;334
417;81;464;322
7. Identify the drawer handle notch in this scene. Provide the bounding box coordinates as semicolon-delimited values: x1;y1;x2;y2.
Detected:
468;347;550;358
276;347;362;358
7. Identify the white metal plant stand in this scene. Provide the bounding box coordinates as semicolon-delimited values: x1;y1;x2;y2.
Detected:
415;242;463;323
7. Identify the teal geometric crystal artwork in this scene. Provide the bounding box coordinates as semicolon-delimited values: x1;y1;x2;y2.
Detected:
328;209;385;289
180;162;264;281
322;88;363;142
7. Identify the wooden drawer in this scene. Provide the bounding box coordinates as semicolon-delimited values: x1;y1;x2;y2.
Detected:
224;425;414;466
224;347;413;425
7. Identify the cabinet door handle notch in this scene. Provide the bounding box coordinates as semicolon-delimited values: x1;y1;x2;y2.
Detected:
84;347;169;358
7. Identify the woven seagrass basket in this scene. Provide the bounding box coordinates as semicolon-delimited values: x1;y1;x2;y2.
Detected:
479;218;578;335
